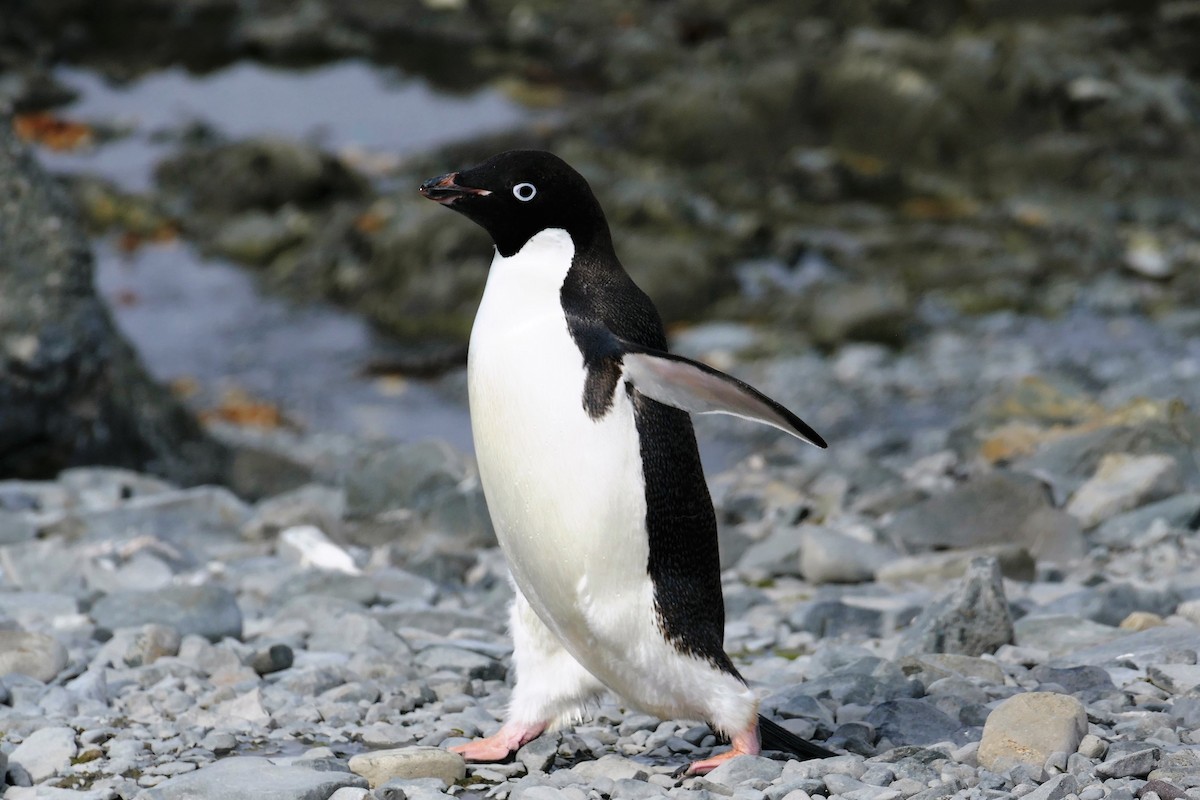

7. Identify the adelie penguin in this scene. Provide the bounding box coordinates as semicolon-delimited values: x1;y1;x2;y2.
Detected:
420;150;834;774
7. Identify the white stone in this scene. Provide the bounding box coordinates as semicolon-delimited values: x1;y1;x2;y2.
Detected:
279;524;360;574
9;726;78;783
348;746;465;788
978;693;1088;772
1066;453;1182;529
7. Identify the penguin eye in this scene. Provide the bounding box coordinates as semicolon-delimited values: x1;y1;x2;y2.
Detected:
512;182;537;202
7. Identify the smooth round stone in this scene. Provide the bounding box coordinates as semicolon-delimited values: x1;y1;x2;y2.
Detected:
8;726;78;783
0;631;69;682
978;692;1087;772
347;746;466;788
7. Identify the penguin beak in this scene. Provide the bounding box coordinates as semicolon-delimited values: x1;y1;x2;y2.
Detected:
419;172;492;205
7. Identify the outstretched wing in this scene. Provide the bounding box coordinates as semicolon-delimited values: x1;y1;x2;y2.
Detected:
620;341;827;448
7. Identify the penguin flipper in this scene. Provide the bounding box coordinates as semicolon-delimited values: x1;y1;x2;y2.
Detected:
757;715;836;760
619;345;827;448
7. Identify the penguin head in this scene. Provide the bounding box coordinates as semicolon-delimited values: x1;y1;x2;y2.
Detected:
420;150;609;257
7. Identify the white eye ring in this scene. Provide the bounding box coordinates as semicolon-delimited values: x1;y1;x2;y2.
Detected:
513;182;537;201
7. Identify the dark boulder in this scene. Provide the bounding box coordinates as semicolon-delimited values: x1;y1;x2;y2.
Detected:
0;114;229;483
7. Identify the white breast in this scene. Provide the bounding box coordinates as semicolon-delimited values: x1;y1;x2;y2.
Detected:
467;229;649;659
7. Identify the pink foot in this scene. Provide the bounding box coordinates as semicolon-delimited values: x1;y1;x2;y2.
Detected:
450;721;547;762
686;722;761;775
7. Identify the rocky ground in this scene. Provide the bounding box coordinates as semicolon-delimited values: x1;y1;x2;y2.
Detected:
2;1;1200;799
1;301;1198;798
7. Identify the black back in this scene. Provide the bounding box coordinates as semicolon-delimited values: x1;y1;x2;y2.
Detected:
428;150;740;678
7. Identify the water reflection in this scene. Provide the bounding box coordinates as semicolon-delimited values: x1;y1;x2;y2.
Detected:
38;60;528;190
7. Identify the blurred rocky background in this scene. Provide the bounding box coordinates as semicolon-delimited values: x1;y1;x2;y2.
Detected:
2;0;1199;480
2;2;1200;798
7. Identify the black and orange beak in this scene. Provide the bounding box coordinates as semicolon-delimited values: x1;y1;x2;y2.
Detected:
419;172;492;205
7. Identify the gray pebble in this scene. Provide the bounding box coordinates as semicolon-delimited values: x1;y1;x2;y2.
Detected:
0;631;69;682
897;557;1013;658
703;755;784;787
1023;776;1078;800
8;726;78;783
1097;748;1160;779
1077;734;1108;759
91;585;243;642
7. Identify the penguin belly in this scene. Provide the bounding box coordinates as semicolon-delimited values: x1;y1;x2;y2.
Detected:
467;230;754;728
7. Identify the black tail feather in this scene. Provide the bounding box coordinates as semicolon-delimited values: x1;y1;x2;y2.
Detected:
758;715;836;760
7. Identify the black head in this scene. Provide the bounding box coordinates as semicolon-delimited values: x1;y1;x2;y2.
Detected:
419;150;612;257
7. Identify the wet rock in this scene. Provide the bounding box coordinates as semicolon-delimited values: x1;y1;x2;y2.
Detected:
90;585;244;641
1097;748;1160;779
0;631;69;682
977;692;1087;773
884;472;1058;556
156;136;367;215
818;36;966;166
233;5;371;68
864;699;961;747
0;115;228;484
281;197;490;346
8;726;78;783
897;557;1013;657
798;526;896;584
211;207;312;266
141;755;367;799
348;746;466;788
1065;453;1182;528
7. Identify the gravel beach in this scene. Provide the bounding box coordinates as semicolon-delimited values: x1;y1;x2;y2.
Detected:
2;296;1198;799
